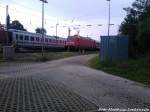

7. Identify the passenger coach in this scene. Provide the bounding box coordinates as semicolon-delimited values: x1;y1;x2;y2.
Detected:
0;28;100;51
1;29;66;50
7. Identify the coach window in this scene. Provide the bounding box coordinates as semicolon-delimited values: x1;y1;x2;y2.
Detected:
16;34;18;40
49;39;51;42
36;37;39;42
41;38;43;42
30;36;34;41
25;36;29;40
57;40;59;43
19;35;23;40
45;38;48;42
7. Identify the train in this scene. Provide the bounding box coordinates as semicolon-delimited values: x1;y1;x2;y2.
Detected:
66;35;100;50
0;27;100;51
0;29;66;50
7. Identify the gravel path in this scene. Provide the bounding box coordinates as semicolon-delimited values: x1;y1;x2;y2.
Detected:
0;54;150;111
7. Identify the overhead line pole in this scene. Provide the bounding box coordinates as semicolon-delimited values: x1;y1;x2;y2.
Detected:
106;0;111;37
56;23;59;37
40;0;48;57
42;1;44;57
6;5;10;44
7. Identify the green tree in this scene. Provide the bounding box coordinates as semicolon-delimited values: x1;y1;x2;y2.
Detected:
9;20;27;31
119;0;150;57
119;8;139;57
137;16;150;53
35;27;47;34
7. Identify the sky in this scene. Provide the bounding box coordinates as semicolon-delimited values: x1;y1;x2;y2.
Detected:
0;0;135;41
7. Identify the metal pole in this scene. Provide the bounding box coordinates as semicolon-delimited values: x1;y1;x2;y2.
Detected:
6;5;9;45
68;27;71;37
41;1;44;57
56;24;57;37
40;0;48;57
56;23;59;37
6;5;8;30
107;0;111;37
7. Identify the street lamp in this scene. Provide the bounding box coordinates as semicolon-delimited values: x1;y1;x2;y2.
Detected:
106;0;111;37
40;0;48;57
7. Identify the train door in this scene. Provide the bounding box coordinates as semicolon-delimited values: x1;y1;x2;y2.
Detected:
7;31;12;44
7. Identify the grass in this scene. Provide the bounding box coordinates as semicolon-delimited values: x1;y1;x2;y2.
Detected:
89;54;150;86
0;47;2;56
0;52;81;63
0;53;2;62
0;50;98;63
0;45;2;63
1;44;99;63
35;52;80;62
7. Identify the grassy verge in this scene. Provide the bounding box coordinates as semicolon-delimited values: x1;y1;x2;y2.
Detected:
0;53;2;63
89;54;150;86
0;45;2;58
0;52;80;63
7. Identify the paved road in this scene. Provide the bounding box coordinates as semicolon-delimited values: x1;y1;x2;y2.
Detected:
0;54;150;111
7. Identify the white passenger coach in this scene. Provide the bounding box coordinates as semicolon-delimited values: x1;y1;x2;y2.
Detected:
8;29;66;49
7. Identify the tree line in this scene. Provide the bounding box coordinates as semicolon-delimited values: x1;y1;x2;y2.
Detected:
119;0;150;57
7;20;46;34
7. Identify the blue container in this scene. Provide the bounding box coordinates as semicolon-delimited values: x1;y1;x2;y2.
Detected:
100;35;128;61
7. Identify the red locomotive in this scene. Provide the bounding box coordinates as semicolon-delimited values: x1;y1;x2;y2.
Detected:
65;35;99;50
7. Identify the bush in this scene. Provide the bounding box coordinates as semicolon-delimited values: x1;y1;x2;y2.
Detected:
137;16;150;53
89;54;150;86
0;44;2;53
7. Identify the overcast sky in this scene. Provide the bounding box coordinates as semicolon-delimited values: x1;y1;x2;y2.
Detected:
0;0;135;40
